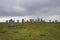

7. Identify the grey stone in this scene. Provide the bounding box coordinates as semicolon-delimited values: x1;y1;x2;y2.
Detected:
8;19;14;27
22;19;24;23
17;20;19;23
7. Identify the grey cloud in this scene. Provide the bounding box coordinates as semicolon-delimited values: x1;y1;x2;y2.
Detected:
0;0;60;16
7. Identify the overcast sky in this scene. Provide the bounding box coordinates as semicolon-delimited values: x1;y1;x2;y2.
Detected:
0;0;60;16
0;0;60;22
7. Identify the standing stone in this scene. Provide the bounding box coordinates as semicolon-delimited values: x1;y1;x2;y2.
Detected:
6;20;8;23
49;20;51;23
55;20;57;23
13;20;15;23
52;21;54;23
17;19;19;23
41;18;43;22
30;19;32;23
26;20;29;23
37;18;40;22
8;19;14;27
35;19;38;22
30;19;34;23
22;19;24;23
32;19;34;23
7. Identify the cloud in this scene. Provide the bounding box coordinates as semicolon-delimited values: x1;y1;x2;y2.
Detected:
0;0;60;16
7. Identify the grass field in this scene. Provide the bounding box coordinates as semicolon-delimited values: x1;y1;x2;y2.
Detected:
0;22;60;40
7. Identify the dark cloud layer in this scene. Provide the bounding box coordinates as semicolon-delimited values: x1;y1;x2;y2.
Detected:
0;0;60;16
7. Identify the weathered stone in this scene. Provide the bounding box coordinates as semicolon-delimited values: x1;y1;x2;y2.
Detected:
30;19;34;23
8;19;14;27
41;18;43;22
17;20;19;23
6;20;8;23
49;20;51;22
55;20;57;23
22;19;24;23
37;18;40;22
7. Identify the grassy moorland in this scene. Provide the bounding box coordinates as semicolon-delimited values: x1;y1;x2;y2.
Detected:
0;22;60;40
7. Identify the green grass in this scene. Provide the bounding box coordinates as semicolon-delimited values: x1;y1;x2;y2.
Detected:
0;22;60;40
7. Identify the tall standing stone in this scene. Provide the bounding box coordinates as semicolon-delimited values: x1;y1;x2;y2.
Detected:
35;19;38;22
8;19;14;27
30;19;32;23
37;18;40;22
41;18;43;22
32;19;34;23
52;21;54;23
6;20;8;24
17;19;19;23
30;19;34;23
49;20;51;23
55;20;57;23
22;19;24;23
